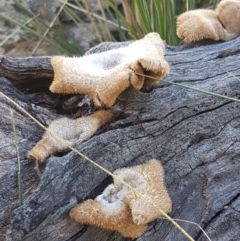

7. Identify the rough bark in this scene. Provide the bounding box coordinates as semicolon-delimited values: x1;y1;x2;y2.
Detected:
0;55;53;92
1;37;240;241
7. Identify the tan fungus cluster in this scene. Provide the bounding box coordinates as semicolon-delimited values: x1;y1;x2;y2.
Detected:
27;2;240;238
177;0;240;44
50;32;170;108
28;32;170;163
28;110;113;162
70;159;172;238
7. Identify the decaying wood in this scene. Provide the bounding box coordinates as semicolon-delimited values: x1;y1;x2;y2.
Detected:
0;55;53;92
1;37;240;241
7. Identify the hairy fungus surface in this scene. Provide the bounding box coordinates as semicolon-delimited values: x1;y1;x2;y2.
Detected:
216;0;240;38
70;159;172;238
177;0;240;44
50;32;170;108
28;110;112;162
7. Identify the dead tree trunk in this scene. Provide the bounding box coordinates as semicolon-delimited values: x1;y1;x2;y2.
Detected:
1;38;240;241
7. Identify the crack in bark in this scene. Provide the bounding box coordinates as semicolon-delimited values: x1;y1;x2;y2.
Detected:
109;118;159;130
216;49;240;59
85;175;113;200
154;101;230;139
170;133;236;181
186;118;234;152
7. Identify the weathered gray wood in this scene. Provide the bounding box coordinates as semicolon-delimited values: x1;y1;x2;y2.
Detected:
0;55;53;92
1;37;240;241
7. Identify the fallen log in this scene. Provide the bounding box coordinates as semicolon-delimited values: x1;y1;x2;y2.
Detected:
1;37;240;241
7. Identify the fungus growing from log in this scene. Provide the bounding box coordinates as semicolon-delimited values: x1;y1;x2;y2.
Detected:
50;32;170;108
70;159;172;238
177;0;240;44
28;110;112;162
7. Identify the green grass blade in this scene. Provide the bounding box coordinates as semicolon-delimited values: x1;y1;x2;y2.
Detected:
166;0;177;45
137;73;240;104
0;12;72;55
134;1;152;33
97;0;112;41
163;79;240;103
0;15;38;47
11;0;36;18
213;0;220;8
0;0;224;56
104;3;127;41
31;0;68;55
10;110;22;207
187;0;196;11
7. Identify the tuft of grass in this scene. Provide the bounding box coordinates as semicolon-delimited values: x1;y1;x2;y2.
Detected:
10;109;23;206
0;0;83;55
111;0;178;45
0;0;221;56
